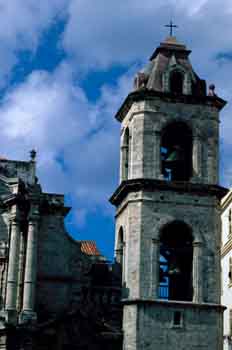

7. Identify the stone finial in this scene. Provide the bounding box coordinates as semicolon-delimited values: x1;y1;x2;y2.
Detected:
30;149;36;161
134;72;149;90
208;84;216;96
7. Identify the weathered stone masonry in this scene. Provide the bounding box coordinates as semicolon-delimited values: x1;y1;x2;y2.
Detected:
111;36;227;350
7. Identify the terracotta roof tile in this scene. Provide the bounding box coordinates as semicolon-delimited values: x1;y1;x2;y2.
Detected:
80;240;101;256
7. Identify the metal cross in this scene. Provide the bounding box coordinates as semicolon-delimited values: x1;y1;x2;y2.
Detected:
165;20;178;37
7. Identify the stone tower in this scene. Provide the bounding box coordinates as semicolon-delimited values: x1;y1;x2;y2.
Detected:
110;36;227;350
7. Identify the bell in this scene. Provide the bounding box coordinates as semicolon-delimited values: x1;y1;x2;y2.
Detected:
165;145;184;163
168;266;181;275
167;258;181;275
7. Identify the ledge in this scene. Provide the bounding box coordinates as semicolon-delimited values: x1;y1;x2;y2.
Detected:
115;89;227;122
110;178;228;206
221;238;232;258
122;298;226;311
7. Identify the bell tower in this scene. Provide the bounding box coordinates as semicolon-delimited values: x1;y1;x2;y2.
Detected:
110;36;227;350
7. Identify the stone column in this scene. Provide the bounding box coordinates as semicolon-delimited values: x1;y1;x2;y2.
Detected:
20;206;39;323
192;135;202;181
150;239;160;299
193;241;203;303
5;206;21;314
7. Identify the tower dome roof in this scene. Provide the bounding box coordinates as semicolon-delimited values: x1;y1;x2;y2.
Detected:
134;36;206;97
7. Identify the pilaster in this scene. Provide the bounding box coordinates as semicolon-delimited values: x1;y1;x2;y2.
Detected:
150;239;159;299
193;241;203;303
120;144;129;182
154;131;163;180
192;135;202;182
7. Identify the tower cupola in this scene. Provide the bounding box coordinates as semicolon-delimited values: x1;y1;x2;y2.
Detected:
134;36;206;96
116;36;226;185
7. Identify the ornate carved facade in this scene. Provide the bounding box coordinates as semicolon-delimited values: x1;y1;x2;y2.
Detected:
0;156;122;349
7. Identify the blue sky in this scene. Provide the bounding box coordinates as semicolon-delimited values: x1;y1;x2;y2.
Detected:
0;0;232;260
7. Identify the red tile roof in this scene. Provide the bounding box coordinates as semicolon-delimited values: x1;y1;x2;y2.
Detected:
80;240;101;256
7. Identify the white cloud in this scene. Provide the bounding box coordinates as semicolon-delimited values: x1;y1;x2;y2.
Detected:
1;0;232;229
0;62;134;218
0;1;67;44
0;0;68;84
0;0;230;83
61;0;232;188
1;65;88;152
169;0;208;16
61;0;232;72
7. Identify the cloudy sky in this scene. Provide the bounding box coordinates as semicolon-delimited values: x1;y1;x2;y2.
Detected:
0;0;232;259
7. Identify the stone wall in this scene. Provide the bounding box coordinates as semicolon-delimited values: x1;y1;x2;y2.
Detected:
119;98;219;185
123;301;224;350
116;189;221;304
36;212;92;316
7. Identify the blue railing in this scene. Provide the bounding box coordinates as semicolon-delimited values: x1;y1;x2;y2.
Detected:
159;285;169;299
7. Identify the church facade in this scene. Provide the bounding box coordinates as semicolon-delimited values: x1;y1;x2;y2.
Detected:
0;35;229;350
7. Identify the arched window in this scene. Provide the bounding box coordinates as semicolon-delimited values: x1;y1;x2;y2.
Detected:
121;128;130;180
159;221;193;301
116;227;124;265
161;122;192;181
170;70;183;94
115;227;125;284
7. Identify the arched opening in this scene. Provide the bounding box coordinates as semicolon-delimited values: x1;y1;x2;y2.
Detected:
159;221;193;301
121;128;130;180
170;70;183;94
161;122;192;181
116;227;124;265
115;227;124;284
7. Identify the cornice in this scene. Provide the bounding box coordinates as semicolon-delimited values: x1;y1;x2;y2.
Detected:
122;298;226;311
221;189;232;212
110;179;228;207
221;238;232;258
115;89;227;122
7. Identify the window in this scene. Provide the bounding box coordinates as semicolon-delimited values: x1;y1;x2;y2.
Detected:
159;221;193;301
116;227;125;284
173;311;182;326
170;70;183;94
116;227;124;265
122;128;130;180
161;122;193;181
